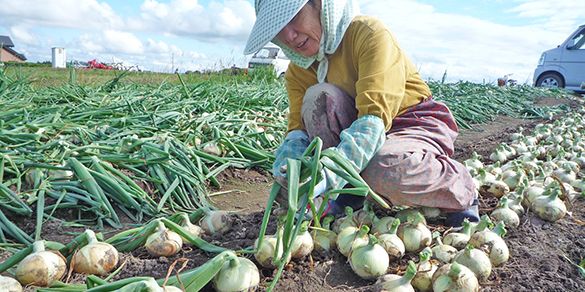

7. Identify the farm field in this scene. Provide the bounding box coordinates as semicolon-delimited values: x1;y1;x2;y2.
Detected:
0;66;584;292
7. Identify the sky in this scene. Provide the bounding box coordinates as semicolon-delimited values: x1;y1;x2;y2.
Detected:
0;0;583;84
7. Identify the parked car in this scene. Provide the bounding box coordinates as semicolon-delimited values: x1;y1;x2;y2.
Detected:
533;24;585;92
247;44;290;78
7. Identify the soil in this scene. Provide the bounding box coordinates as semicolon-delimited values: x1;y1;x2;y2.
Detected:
2;96;585;292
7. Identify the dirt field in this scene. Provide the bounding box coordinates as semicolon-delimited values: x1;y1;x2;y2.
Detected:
2;96;585;292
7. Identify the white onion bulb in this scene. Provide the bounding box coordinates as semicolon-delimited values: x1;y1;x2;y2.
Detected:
15;241;67;287
349;235;389;279
290;221;314;259
432;261;479;292
145;221;183;257
0;275;22;292
200;210;232;235
214;254;260;292
374;261;417;292
337;225;370;258
454;244;492;282
397;213;431;253
72;229;119;275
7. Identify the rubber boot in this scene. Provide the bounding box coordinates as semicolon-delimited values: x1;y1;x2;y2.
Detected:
444;199;480;227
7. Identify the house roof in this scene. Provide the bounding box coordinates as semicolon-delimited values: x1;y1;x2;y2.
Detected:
0;35;26;61
0;35;15;47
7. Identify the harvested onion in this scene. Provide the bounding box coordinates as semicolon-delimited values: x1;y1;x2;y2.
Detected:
397;213;431;253
337;225;370;257
290;221;314;259
432;261;479;292
254;229;291;269
145;221;183;257
469;221;509;266
411;247;438;292
431;231;457;263
15;241;67;287
374;261;417;292
0;275;22;292
454;244;492;282
491;195;520;228
200;209;233;235
179;213;203;241
530;187;567;221
349;235;389;279
214;254;260;292
72;229;118;275
375;218;405;261
313;215;337;252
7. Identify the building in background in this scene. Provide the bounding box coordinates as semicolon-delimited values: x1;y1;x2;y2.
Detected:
52;47;66;68
0;36;27;63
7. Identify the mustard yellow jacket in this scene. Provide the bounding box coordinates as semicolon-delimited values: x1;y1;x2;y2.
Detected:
284;15;431;135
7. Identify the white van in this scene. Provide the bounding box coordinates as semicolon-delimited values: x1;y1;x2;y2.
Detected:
247;44;290;78
533;24;585;92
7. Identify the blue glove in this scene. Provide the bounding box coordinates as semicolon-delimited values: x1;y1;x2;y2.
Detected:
321;115;386;192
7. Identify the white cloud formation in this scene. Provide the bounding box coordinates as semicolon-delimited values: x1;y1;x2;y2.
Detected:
0;0;124;30
359;0;584;83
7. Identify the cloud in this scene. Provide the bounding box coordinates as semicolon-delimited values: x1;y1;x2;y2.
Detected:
72;30;144;55
0;0;124;31
359;0;580;83
133;0;255;43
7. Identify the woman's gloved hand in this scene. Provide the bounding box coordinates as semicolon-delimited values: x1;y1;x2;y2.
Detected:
274;165;329;209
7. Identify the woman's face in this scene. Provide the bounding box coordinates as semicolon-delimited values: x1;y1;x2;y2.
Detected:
275;1;322;57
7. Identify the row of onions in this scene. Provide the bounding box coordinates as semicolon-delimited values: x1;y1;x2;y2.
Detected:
252;107;585;291
0;209;262;292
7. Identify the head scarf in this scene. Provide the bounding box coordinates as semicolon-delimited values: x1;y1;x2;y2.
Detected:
244;0;360;83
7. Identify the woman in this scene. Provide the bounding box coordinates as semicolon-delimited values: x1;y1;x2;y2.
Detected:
244;0;478;227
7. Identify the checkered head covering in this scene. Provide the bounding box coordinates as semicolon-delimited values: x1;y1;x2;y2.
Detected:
244;0;359;83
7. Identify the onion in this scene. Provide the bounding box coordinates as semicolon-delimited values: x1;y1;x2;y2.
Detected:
442;220;472;249
375;261;417;292
145;221;183;257
164;286;183;292
290;221;314;259
349;235;389;279
213;254;260;292
431;231;457;263
0;275;22;292
411;247;438;292
397;213;431;253
454;244;492;282
375;218;405;261
371;214;396;234
469;221;509;266
352;201;375;227
331;206;357;233
479;179;510;198
530;187;567;221
490;195;520;228
468;214;494;235
464;152;484;170
501;167;526;191
15;241;67;287
179;213;203;241
199;209;233;235
313;215;337;252
490;147;507;163
432;261;479;292
395;208;426;225
337;225;370;257
254;229;291;269
72;229;119;275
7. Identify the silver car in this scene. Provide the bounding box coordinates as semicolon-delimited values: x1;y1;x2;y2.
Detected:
533;24;585;92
